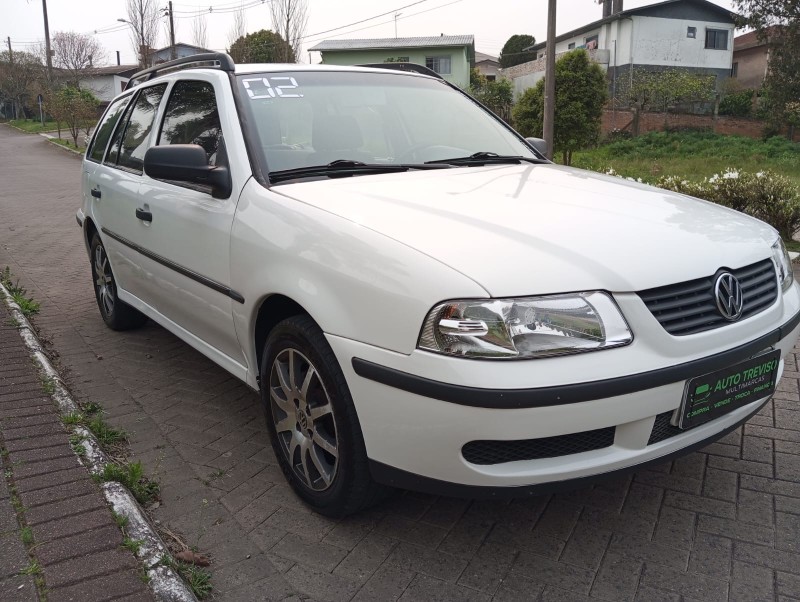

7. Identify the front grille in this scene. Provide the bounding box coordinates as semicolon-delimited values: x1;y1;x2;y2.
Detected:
648;410;682;445
638;259;778;336
462;427;615;465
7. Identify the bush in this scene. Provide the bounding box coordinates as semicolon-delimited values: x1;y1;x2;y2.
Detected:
654;169;800;239
719;90;754;117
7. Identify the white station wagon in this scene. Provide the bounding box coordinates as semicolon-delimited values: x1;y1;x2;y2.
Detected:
77;53;800;516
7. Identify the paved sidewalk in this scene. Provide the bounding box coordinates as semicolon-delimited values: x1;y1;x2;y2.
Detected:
1;123;800;601
0;303;152;601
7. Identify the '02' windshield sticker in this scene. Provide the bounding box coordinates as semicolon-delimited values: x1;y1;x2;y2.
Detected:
242;76;303;99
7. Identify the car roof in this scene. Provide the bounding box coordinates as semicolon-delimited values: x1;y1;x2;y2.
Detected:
232;63;432;78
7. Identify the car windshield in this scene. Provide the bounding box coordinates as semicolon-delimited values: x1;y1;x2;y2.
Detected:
236;70;538;178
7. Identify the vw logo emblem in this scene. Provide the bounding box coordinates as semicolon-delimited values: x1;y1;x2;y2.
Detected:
715;273;744;321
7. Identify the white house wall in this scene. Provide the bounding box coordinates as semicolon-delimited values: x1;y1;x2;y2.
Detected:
630;16;733;69
79;75;115;102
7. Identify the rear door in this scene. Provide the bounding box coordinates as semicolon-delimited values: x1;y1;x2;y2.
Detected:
92;83;168;301
83;93;133;226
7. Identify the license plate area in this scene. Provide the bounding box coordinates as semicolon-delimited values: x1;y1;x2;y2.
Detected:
678;349;781;429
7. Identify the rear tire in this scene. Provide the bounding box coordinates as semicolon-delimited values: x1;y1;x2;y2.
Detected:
260;315;387;516
89;233;148;331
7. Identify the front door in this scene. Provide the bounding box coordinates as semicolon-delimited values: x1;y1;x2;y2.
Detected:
132;78;244;367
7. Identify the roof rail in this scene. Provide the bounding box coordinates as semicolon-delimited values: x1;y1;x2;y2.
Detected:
125;52;235;90
357;62;443;80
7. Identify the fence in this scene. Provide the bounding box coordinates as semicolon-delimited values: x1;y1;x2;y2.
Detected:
601;109;799;142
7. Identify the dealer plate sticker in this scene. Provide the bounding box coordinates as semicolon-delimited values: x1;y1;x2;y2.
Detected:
679;349;781;429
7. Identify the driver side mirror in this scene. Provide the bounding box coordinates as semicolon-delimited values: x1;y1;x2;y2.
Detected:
525;137;548;157
144;144;232;199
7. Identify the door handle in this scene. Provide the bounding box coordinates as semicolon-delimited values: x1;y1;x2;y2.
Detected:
90;188;101;199
135;208;153;223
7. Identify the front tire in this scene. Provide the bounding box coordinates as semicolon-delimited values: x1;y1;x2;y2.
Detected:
261;315;386;516
89;233;148;331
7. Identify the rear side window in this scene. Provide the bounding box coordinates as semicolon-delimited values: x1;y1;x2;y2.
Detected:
87;95;130;163
106;84;167;173
158;80;222;165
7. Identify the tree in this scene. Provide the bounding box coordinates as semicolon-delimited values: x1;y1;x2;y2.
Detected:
47;86;98;146
51;31;105;87
269;0;308;62
499;34;537;68
734;0;800;136
125;0;161;67
469;70;514;122
0;50;45;119
512;49;607;165
227;6;247;51
228;30;294;64
192;15;209;49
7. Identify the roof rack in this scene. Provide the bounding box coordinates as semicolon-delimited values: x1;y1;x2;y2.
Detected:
357;62;443;80
125;52;235;90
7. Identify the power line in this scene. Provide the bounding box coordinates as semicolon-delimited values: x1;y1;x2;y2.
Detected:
303;0;463;46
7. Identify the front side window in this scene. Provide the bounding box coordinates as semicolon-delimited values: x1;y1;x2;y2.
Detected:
705;29;728;50
237;71;535;176
687;26;697;38
425;56;452;75
109;84;167;173
87;95;131;163
158;80;222;165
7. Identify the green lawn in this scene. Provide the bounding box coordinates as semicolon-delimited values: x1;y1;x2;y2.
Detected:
50;138;82;153
565;131;800;185
8;119;60;133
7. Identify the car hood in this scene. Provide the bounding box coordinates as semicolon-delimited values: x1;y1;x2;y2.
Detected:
274;164;778;297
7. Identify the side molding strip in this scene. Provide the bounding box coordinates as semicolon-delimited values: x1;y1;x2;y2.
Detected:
100;227;245;304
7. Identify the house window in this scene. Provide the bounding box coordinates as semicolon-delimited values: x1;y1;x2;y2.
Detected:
425;56;451;75
568;42;575;50
687;26;696;38
486;75;496;82
731;62;738;78
705;28;728;50
585;34;599;50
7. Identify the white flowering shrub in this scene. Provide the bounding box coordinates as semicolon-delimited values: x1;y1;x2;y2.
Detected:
653;169;800;240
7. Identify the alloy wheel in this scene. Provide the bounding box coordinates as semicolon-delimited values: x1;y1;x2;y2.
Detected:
269;348;339;491
94;244;115;317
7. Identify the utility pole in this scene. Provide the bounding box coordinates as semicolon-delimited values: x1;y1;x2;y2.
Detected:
394;12;402;38
42;0;53;80
6;37;11;63
543;0;557;160
168;1;176;60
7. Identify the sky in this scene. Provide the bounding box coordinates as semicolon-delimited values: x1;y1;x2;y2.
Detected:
6;0;737;66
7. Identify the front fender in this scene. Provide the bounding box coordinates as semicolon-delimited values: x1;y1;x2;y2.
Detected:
230;179;488;387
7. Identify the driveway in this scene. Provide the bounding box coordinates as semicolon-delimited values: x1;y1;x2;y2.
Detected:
1;124;799;601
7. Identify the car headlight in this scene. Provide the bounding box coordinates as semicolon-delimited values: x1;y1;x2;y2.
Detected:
772;238;794;292
418;292;633;359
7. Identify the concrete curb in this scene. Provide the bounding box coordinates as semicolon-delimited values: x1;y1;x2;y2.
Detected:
0;281;197;602
38;133;84;156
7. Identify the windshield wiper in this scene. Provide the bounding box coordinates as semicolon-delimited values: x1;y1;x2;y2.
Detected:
269;159;451;184
425;151;545;166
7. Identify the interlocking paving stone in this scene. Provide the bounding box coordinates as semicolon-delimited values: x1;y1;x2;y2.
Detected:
352;564;415;602
36;524;121;566
399;573;490;602
0;532;31;578
0;575;38;602
641;565;729;601
3;124;800;601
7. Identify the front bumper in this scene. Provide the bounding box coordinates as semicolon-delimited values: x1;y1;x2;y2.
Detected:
328;290;800;495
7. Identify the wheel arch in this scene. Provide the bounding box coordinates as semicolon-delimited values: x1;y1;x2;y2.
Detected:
83;216;99;254
253;294;311;378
